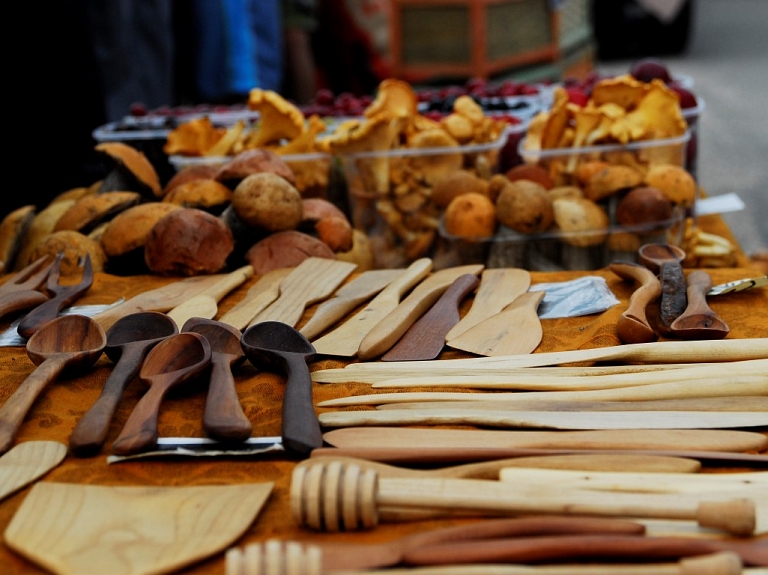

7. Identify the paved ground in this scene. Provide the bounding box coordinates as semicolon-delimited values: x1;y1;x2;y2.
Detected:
596;0;768;258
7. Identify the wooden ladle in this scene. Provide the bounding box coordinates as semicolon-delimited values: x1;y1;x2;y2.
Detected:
610;261;661;344
638;243;687;330
670;270;730;340
111;332;211;455
68;311;178;457
182;317;251;442
241;321;320;456
0;315;106;454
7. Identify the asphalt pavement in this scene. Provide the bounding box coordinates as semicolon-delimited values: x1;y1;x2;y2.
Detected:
597;0;768;258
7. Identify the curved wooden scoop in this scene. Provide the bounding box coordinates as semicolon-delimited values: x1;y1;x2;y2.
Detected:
610;261;661;344
670;271;730;340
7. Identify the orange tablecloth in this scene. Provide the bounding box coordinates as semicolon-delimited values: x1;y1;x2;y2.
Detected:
1;216;766;574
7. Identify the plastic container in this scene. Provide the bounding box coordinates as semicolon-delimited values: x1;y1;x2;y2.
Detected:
681;97;705;179
438;206;685;272
340;131;509;269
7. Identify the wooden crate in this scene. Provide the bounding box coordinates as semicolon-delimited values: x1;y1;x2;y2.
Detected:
389;0;559;82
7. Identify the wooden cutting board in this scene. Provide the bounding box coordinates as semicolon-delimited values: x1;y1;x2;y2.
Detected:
248;258;356;328
445;268;531;340
0;441;66;502
322;427;768;453
5;482;273;575
318;409;768;430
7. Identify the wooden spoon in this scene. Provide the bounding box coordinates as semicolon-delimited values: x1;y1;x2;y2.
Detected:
447;291;545;356
610;261;661;344
182;317;250;442
670;270;730;339
0;315;106;454
69;311;178;457
241;321;320;456
381;273;479;361
638;243;687;331
111;332;211;455
446;268;531;340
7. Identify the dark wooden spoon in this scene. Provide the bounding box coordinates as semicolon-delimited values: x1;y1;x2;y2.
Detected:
670;270;731;340
68;312;178;457
638;243;687;331
111;332;211;455
240;321;321;456
0;315;106;454
182;317;251;442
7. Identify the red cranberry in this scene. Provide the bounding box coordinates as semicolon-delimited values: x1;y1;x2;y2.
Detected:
629;59;672;84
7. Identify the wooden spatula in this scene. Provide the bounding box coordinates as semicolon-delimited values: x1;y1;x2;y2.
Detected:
381;273;479;361
92;274;233;331
312;258;433;357
0;441;66;502
446;268;531;340
358;264;484;360
165;265;253;328
248;258;356;328
5;482;273;575
217;267;290;330
447;291;545;357
299;269;403;341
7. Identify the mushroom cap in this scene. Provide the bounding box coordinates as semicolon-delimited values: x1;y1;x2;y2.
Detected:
101;202;181;257
246;89;305;148
164;164;221;196
0;205;36;270
496;180;554;235
53;191;142;235
162;179;233;212
30;230;107;275
365;78;419;120
232;172;303;232
95;142;162;197
644;164;697;207
552;197;610;247
215;148;296;186
431;170;489;209
444;192;497;239
584;165;645;201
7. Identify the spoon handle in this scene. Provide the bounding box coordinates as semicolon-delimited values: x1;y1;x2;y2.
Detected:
203;358;252;442
659;261;687;330
0;357;68;454
282;355;322;456
69;346;149;457
111;380;167;455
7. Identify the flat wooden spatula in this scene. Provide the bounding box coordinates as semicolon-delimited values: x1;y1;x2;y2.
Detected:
5;482;273;575
0;441;66;502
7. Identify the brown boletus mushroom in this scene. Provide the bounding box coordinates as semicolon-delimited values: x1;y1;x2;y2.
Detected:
300;198;354;252
0;205;35;271
244;230;336;275
95;142;162;198
231;172;303;232
30;230;107;275
214;148;296;188
54;191;142;235
496;180;554;235
144;207;234;275
162;179;233;214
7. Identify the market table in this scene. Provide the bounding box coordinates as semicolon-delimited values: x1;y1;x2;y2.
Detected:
1;214;766;574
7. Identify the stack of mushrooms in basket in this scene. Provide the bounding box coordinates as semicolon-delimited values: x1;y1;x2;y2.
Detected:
0;75;766;575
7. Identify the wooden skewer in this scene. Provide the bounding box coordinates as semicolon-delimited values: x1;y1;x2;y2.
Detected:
368;360;767;391
317;376;768;407
311;338;768;383
290;461;756;536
